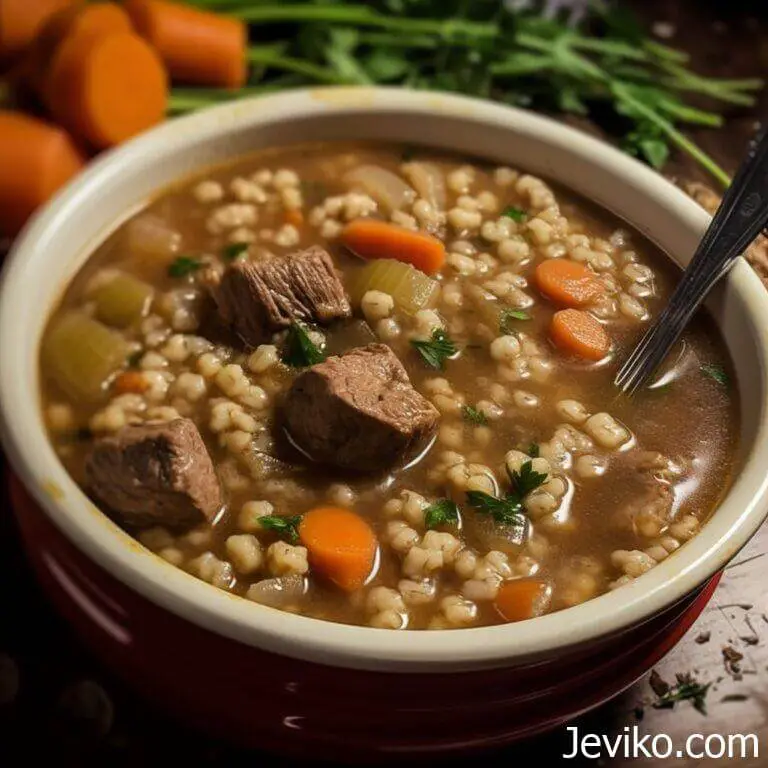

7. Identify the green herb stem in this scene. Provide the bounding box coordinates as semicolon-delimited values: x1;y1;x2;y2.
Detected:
247;48;349;84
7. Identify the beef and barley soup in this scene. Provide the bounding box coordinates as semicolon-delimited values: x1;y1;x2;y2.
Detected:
40;143;738;630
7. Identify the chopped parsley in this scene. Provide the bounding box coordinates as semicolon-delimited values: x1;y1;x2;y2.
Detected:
168;256;202;278
527;443;540;458
424;499;460;530
222;242;249;261
462;404;488;426
410;328;457;370
465;459;546;528
652;673;711;715
701;363;729;387
126;349;143;368
502;206;527;223
282;322;326;368
499;308;531;335
258;514;303;543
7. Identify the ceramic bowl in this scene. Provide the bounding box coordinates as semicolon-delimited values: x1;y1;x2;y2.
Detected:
2;87;767;758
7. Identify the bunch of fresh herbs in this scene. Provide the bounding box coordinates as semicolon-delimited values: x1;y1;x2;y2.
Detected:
171;0;762;186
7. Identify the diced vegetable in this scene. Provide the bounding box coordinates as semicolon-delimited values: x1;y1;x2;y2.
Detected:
343;165;414;212
299;506;378;592
126;0;247;89
467;513;528;554
112;370;149;394
342;219;446;275
122;213;182;261
247;575;307;608
42;311;131;401
535;259;603;308
0;111;85;237
47;30;168;149
494;579;552;623
91;272;154;328
348;258;439;316
550;309;610;361
401;161;446;210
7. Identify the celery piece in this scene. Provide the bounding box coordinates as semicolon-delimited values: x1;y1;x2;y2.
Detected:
43;312;131;402
92;273;154;328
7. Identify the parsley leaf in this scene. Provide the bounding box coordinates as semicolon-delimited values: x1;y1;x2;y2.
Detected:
499;308;531;335
168;256;202;278
508;460;548;498
410;329;457;370
282;323;326;368
222;242;249;261
527;443;540;458
462;404;488;426
258;514;303;543
701;363;729;387
466;490;526;528
424;499;459;530
502;206;527;222
652;673;711;715
126;350;143;368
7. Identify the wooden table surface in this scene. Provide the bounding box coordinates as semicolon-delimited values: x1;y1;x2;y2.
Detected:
0;2;766;765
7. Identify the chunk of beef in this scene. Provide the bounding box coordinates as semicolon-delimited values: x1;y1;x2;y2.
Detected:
210;246;351;347
85;418;222;529
284;343;439;472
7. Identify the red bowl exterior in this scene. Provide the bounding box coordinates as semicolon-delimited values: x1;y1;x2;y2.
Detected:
9;473;719;761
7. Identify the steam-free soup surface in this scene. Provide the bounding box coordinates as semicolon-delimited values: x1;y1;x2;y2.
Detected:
40;143;738;629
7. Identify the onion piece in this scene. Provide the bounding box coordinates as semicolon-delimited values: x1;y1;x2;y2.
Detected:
246;575;307;609
465;513;529;555
343;165;415;212
123;214;182;261
402;162;447;210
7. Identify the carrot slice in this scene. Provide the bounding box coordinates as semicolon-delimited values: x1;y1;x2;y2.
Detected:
0;0;73;59
112;370;149;394
0;110;85;236
28;3;132;99
126;0;246;88
535;259;603;308
299;506;378;592
494;579;552;623
47;30;168;149
341;219;446;275
550;309;610;361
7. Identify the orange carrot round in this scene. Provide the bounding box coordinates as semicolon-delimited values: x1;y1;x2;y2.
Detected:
494;579;552;623
299;506;378;592
0;0;73;59
27;3;132;98
0;110;85;236
341;219;446;275
112;370;149;395
550;308;611;361
126;0;246;88
535;259;603;308
47;30;168;149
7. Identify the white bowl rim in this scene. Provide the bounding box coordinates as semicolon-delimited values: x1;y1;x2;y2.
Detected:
2;86;768;673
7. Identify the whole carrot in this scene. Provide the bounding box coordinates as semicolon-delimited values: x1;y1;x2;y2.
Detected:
126;0;246;88
0;110;85;236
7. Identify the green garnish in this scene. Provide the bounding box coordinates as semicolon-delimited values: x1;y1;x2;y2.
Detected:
701;363;729;387
462;405;488;426
223;242;249;261
259;514;303;543
499;308;531;335
502;206;527;222
168;256;202;278
410;328;457;370
466;458;546;528
424;499;460;530
167;3;762;187
282;322;326;368
126;350;143;368
652;673;711;715
527;443;540;458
